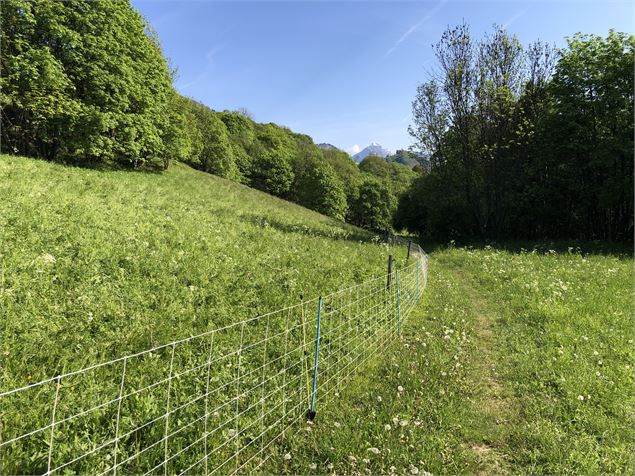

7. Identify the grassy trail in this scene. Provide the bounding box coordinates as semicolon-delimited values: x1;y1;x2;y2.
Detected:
444;262;513;475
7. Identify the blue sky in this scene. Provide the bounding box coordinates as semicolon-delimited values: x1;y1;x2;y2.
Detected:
133;0;633;154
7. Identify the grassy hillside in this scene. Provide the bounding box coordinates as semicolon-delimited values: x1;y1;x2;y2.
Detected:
0;154;404;391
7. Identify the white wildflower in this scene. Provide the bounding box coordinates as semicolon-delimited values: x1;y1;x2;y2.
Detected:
367;447;380;455
283;453;292;461
36;253;56;266
384;424;392;431
577;395;584;401
397;385;404;393
410;464;420;474
309;463;317;470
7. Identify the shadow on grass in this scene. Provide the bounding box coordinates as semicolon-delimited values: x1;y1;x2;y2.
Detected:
417;237;632;258
241;213;377;243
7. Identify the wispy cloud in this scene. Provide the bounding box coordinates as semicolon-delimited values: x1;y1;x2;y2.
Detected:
503;8;529;29
385;0;446;58
177;46;222;91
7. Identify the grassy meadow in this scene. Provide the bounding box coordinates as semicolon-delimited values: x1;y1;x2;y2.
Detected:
0;154;406;389
274;245;634;475
0;155;411;474
1;154;633;474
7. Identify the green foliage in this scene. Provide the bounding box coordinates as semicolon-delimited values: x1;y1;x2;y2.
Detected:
543;30;634;240
405;26;633;241
359;154;390;177
359;155;416;195
385;149;422;168
294;156;348;221
0;0;176;168
349;177;396;232
174;98;237;179
322;148;362;212
218;110;257;181
247;123;296;197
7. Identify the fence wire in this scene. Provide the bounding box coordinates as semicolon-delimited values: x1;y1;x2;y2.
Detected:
0;244;428;475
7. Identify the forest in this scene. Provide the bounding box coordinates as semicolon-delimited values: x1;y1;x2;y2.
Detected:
1;0;632;241
399;25;633;241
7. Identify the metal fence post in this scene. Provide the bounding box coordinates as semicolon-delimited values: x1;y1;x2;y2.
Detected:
307;296;323;421
387;255;393;290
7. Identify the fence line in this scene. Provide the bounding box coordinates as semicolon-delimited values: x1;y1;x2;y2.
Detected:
0;243;428;475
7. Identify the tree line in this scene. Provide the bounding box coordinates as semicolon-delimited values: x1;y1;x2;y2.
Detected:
1;0;416;232
398;25;633;242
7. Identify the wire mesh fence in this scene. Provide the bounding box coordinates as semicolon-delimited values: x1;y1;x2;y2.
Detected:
0;245;428;475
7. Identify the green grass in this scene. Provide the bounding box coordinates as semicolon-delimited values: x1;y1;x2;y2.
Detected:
0;155;405;388
1;155;632;474
278;245;633;475
0;155;408;474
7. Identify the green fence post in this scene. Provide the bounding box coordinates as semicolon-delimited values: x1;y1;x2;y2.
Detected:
307;296;322;420
396;269;401;337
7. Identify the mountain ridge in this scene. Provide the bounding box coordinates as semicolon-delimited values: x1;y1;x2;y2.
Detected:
352;142;392;163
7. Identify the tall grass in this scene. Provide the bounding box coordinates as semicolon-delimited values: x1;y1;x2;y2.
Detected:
0;155;411;473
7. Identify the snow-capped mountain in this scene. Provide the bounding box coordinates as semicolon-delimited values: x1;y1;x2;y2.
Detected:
352;142;392;163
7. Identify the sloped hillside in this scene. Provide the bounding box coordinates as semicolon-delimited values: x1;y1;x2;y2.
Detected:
0;155;404;389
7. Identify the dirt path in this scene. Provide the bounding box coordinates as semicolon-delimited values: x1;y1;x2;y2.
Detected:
447;265;513;475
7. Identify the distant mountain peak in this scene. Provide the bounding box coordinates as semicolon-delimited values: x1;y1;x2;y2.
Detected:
352;142;391;163
317;143;340;151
